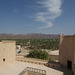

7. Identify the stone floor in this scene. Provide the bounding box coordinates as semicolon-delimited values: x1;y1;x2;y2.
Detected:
0;61;64;75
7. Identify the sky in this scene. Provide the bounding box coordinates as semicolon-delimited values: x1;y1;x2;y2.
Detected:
0;0;75;35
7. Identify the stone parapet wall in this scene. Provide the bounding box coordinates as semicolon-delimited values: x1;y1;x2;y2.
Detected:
16;58;47;66
16;55;48;62
46;62;60;68
19;67;46;75
2;40;15;43
28;71;43;75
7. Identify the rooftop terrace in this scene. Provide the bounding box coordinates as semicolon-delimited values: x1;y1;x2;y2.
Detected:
0;61;65;75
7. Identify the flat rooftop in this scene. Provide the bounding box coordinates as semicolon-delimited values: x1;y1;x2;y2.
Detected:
0;61;64;75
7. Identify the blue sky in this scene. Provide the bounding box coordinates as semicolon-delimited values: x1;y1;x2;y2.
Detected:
0;0;75;35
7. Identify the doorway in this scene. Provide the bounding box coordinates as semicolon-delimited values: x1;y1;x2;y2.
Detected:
67;60;72;69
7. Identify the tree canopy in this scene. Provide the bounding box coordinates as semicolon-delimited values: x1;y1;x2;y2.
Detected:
27;49;48;60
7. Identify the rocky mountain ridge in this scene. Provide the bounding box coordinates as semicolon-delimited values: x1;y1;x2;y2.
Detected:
0;33;59;39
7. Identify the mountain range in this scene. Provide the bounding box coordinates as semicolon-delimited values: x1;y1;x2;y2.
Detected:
0;33;59;39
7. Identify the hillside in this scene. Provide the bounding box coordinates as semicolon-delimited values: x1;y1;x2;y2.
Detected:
0;33;59;39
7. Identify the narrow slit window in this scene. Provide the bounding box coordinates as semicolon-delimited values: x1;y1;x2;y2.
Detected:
3;58;5;61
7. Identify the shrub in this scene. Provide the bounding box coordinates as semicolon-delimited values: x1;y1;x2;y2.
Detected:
48;58;55;63
27;49;48;60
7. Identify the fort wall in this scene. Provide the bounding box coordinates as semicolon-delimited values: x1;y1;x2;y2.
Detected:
0;40;16;67
59;34;75;75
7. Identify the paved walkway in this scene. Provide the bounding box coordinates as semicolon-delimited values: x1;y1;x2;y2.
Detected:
0;61;64;75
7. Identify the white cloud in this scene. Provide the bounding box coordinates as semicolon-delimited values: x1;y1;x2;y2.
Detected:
39;22;53;29
35;0;62;29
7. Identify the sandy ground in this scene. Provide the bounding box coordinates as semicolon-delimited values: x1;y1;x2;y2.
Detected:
17;49;59;56
48;50;59;55
0;61;64;75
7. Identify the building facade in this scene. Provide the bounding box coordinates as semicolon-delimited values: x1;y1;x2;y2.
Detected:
0;40;16;67
59;34;75;75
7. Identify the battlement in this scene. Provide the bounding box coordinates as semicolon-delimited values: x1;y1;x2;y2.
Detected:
1;40;16;43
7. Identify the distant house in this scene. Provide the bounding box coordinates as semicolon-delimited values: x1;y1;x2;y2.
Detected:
0;40;16;67
16;45;21;50
59;34;75;75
